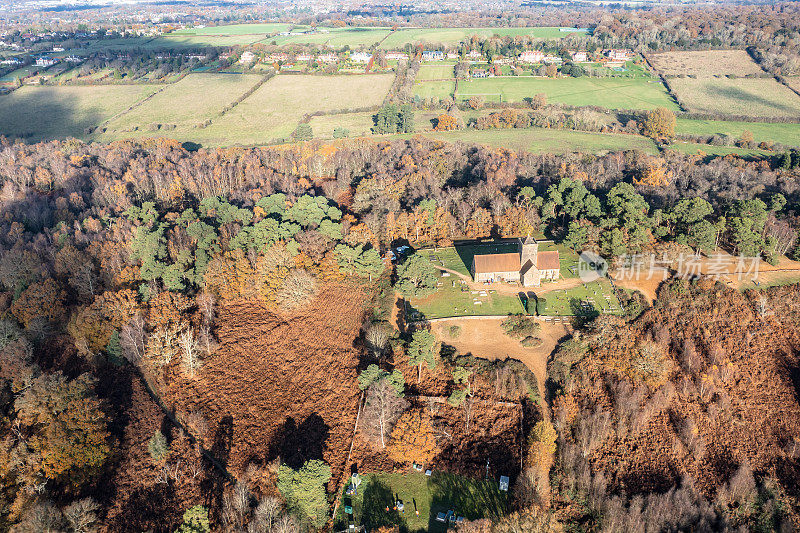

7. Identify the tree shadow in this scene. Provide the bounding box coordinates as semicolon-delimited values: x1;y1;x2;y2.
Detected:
203;415;233;525
269;413;330;469
427;473;508;531
361;478;402;531
110;483;181;532
569;297;598;326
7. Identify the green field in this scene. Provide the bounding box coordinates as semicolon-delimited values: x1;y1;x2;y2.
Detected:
334;471;508;532
669;77;800;118
0;84;159;141
537;279;621;316
455;76;676;110
307;112;377;138
181;73;394;145
407;128;659;155
676;118;800;148
267;27;392;47
99;73;261;134
414;80;456;100
380;27;586;48
417;63;456;81
171;23;294;36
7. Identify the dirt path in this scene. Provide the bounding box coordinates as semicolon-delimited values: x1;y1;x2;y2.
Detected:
429;317;570;411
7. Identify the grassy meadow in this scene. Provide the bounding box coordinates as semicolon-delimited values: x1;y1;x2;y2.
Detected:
676;118;800;148
455;76;677;110
189;73;394;145
0;84;160;141
648;50;763;77
99;73;262;134
414;80;456;100
669;77;800;117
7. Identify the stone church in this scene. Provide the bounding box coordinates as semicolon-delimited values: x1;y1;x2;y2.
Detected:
471;236;560;287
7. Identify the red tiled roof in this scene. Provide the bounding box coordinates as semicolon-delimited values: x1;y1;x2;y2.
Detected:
473;253;521;274
537;251;560;271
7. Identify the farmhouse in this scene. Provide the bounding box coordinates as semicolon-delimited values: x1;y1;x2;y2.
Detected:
385;52;408;60
571;51;588;62
471;236;560;287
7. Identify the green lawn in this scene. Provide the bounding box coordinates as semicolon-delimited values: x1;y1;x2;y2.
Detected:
676;118;800;149
668;77;800;118
334;471;508;533
536;279;621;316
455;76;677;111
407;128;659;156
307;111;377;138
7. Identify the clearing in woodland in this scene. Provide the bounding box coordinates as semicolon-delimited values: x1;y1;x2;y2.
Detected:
161;284;368;486
648;50;763;77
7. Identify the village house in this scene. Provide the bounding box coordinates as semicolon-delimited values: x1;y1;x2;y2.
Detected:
471;236;560;287
518;50;544;63
265;53;289;63
467;50;483;60
422;50;445;61
318;53;339;63
472;68;488;78
571;51;588;62
605;49;632;61
35;56;57;68
296;53;312;62
350;51;372;63
239;51;256;64
447;52;460;60
385;52;408;60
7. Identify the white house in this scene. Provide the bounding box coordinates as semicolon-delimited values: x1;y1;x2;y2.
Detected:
385;52;408;60
518;50;544;63
606;49;632;61
296;53;312;62
318;53;338;63
467;50;482;60
571;51;588;62
239;51;256;64
422;50;444;61
350;52;372;63
35;57;57;68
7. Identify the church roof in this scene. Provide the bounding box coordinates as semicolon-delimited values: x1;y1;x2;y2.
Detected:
537;251;560;271
473;253;520;274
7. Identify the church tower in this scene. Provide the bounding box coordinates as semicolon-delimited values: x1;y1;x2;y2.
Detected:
520;234;538;268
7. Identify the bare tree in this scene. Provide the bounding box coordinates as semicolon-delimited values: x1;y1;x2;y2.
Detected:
364;322;390;355
275;269;317;310
178;328;201;378
120;314;146;365
63;498;99;533
361;378;409;448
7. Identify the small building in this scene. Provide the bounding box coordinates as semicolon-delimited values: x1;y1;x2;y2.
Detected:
471;236;560;287
318;53;339;63
385;51;408;60
472;69;488;78
467;50;482;60
296;53;312;61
